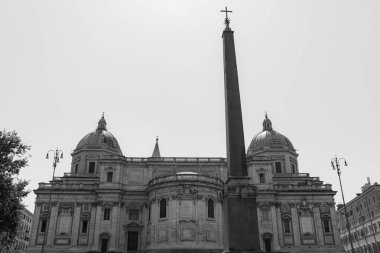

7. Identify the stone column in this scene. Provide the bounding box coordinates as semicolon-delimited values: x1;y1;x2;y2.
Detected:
291;207;301;246
330;206;340;246
275;207;284;248
29;204;41;247
46;204;58;246
271;205;280;250
71;203;81;246
92;205;102;250
313;206;324;246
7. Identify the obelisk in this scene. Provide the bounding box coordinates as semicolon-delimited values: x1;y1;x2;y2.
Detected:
221;7;261;252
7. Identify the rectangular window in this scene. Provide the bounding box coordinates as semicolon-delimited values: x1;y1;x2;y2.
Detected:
107;172;113;182
75;164;78;173
40;220;47;233
259;173;265;183
81;220;88;233
323;219;330;233
284;219;291;233
89;162;95;173
160;199;167;218
104;208;110;220
129;209;139;220
275;162;282;173
148;204;151;221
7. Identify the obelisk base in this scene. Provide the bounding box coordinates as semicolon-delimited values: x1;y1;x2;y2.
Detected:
222;177;263;253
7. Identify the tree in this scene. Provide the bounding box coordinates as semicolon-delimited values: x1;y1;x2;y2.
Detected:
0;130;30;248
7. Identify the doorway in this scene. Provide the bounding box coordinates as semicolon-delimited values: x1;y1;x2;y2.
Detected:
264;238;272;252
127;231;138;250
100;238;108;252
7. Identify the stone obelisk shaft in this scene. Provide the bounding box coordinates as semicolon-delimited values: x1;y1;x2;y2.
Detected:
223;28;247;177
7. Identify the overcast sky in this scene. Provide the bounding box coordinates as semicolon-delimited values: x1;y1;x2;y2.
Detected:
1;0;379;213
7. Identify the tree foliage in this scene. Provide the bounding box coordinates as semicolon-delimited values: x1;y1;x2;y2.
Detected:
0;130;30;247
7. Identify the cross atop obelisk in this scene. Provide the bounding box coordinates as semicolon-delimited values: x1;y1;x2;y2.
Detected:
220;7;232;30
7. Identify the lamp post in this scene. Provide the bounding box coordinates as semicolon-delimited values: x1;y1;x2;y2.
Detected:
331;156;354;252
41;148;63;253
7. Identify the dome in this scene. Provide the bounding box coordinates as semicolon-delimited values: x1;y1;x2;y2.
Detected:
75;114;123;155
247;114;296;155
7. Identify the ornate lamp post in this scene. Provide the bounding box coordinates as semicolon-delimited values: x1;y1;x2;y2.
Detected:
331;156;354;252
41;148;63;253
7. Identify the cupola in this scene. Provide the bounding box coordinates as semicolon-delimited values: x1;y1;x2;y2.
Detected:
74;114;123;155
247;114;296;156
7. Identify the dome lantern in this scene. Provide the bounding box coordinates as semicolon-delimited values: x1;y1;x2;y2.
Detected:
263;112;273;131
97;113;107;132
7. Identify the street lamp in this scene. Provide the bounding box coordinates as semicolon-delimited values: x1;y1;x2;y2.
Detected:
331;156;354;252
41;148;63;253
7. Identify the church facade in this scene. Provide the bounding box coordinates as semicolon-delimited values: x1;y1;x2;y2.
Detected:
27;114;344;253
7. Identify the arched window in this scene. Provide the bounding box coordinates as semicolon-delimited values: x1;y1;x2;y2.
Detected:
208;199;214;218
159;198;167;218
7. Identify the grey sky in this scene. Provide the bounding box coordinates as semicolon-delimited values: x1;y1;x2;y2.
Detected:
1;0;379;212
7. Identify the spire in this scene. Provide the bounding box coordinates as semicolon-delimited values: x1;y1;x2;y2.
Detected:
263;112;273;131
151;136;161;158
96;112;107;132
222;7;247;177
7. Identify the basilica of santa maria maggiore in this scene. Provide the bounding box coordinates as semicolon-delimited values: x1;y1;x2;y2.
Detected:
27;115;345;253
27;15;345;253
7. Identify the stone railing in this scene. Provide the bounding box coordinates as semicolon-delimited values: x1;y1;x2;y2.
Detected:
273;173;310;177
101;156;226;163
63;172;99;178
38;182;98;191
147;173;224;187
273;183;332;191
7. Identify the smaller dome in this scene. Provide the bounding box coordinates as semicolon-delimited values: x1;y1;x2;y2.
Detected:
247;114;296;155
75;114;122;155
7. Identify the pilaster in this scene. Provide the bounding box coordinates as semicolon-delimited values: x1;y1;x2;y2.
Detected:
88;204;96;246
330;206;340;246
29;204;41;247
71;203;81;246
92;205;102;250
271;205;280;251
111;203;119;251
46;204;58;246
313;206;324;246
291;207;301;246
275;207;284;248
